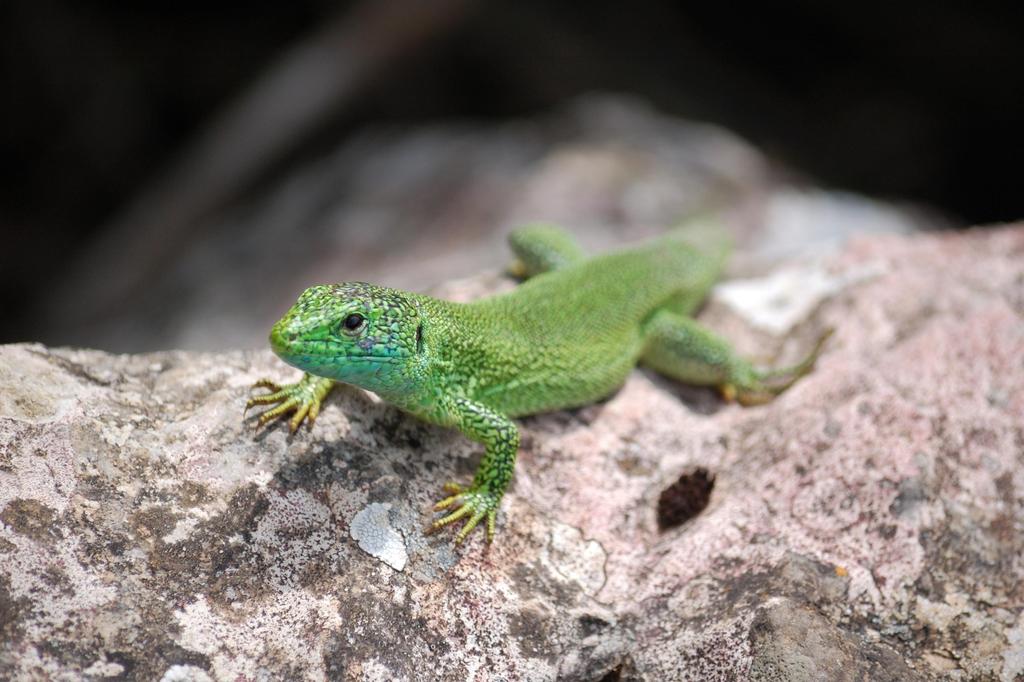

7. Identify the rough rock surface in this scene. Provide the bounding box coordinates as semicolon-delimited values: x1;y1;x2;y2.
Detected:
2;224;1023;680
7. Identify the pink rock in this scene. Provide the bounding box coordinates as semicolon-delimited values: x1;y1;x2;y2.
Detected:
0;224;1021;680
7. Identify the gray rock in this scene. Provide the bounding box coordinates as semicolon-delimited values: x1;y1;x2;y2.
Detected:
2;224;1023;680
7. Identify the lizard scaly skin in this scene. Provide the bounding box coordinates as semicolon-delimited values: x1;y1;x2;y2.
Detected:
247;222;828;543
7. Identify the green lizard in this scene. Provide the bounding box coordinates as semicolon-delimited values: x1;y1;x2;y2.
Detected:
247;222;828;543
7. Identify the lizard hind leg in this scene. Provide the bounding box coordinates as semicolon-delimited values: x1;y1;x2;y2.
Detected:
641;310;830;406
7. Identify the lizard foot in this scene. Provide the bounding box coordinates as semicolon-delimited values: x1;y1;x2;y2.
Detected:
725;327;834;406
428;482;500;544
245;374;333;432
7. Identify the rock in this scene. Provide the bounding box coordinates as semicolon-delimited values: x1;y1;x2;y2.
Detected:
2;224;1023;680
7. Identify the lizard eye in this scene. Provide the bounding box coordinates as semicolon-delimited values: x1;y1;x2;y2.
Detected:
340;313;366;335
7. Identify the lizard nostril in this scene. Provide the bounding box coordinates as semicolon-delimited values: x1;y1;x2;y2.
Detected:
657;468;714;530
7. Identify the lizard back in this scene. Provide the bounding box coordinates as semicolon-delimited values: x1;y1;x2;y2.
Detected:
431;230;727;416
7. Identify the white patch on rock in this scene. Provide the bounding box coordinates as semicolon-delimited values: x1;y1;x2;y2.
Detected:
249;469;274;487
161;515;200;544
349;502;408;571
355;658;402;682
915;593;971;632
1000;613;1024;682
83;660;125;678
713;262;881;334
545;522;607;596
159;664;214;682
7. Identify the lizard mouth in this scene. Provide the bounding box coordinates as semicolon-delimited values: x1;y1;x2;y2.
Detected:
269;326;401;364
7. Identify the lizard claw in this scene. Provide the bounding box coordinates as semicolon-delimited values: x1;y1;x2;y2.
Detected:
246;388;288;411
442;481;465;496
245;374;333;433
252;378;282;391
729;327;834;405
428;483;499;544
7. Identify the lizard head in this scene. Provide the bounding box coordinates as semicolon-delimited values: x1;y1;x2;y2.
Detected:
269;283;422;389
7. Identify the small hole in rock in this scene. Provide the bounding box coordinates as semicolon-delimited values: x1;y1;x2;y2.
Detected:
657;468;714;530
597;664;623;681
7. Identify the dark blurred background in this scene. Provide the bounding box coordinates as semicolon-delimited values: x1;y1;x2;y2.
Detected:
3;1;1023;351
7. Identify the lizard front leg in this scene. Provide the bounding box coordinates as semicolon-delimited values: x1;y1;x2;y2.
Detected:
246;372;335;432
430;396;519;543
